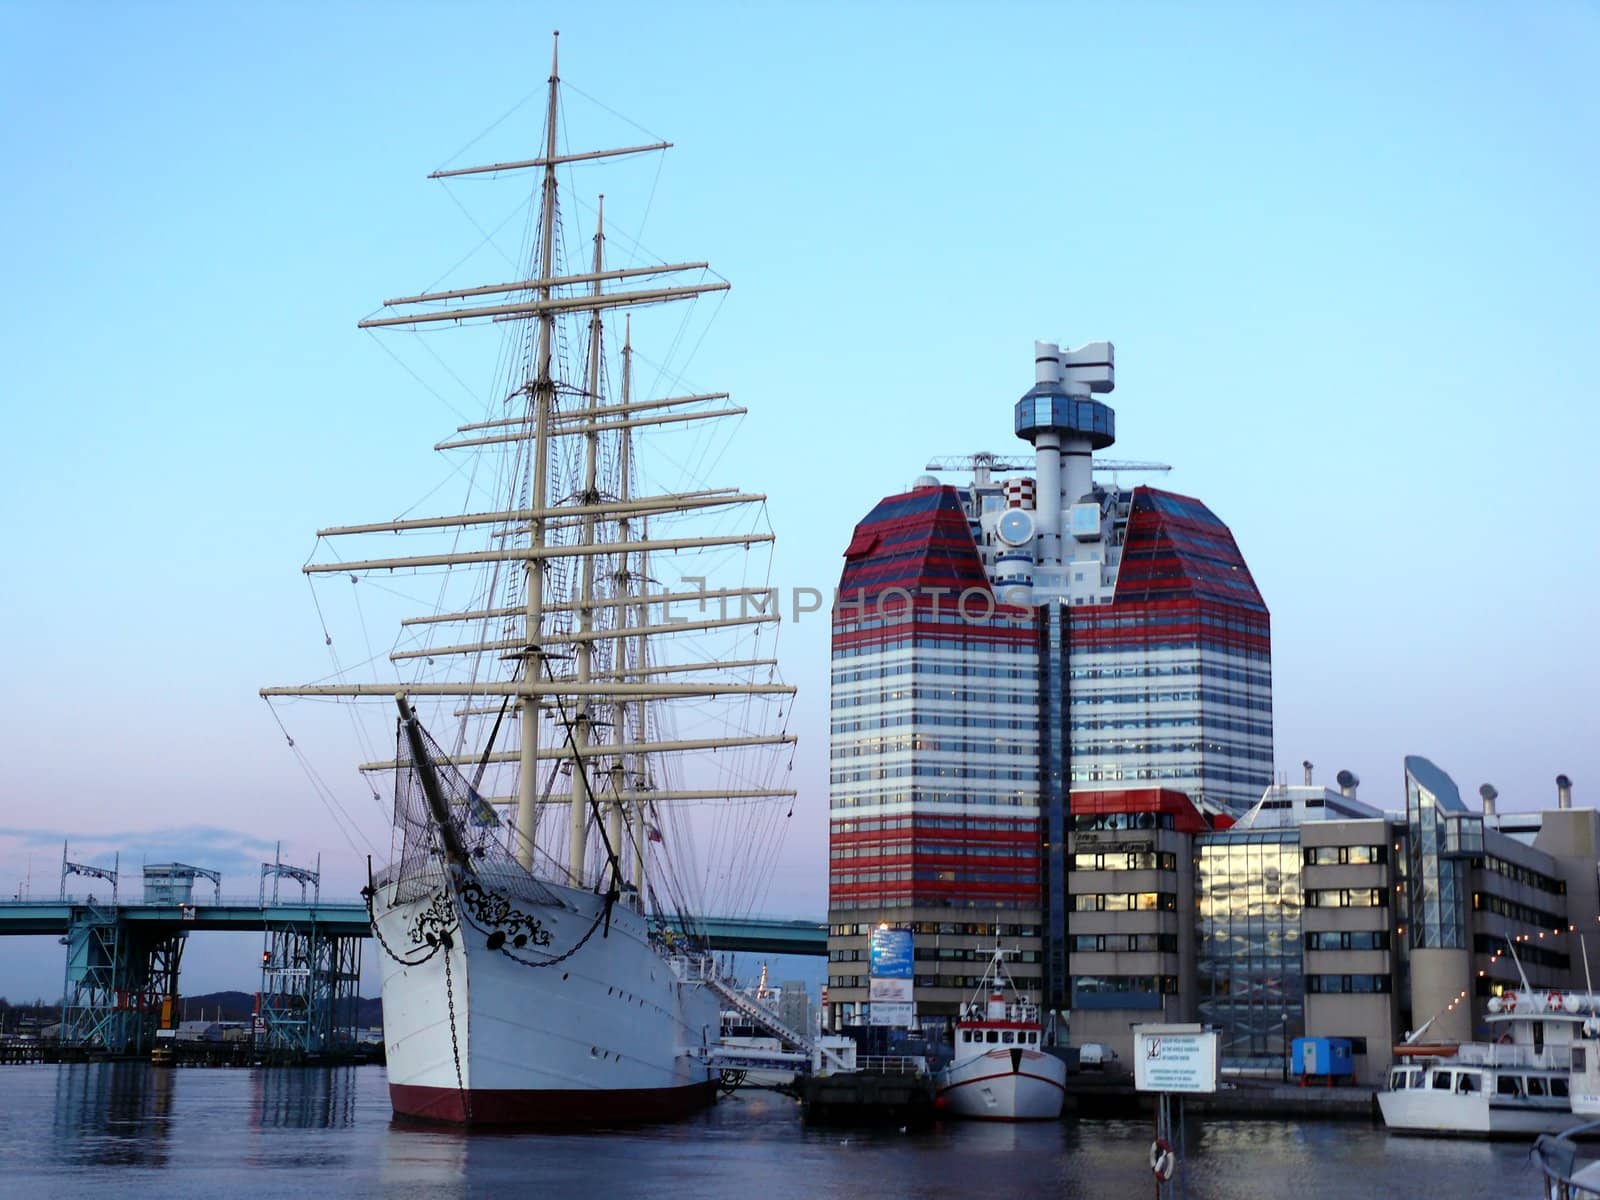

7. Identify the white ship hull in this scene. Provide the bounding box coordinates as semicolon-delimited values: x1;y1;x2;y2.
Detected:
1377;1089;1575;1138
374;869;720;1125
936;1046;1067;1121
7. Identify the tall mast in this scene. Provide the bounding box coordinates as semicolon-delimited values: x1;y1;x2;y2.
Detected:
514;31;563;869
566;193;606;887
261;36;804;883
616;319;642;892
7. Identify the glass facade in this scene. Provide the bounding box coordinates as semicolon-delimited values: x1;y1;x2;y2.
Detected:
1197;829;1304;1069
1404;755;1468;950
1064;487;1273;812
1013;389;1116;446
1039;603;1069;1011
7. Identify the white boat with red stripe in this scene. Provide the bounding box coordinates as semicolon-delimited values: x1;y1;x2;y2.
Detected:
935;949;1066;1121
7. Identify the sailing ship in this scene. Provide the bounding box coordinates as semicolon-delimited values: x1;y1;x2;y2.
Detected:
262;34;798;1125
934;949;1066;1121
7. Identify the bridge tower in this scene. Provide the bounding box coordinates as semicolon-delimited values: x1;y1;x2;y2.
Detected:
256;849;361;1059
58;844;137;1053
57;850;210;1056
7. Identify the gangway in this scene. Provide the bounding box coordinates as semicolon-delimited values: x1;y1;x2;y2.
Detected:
704;972;850;1074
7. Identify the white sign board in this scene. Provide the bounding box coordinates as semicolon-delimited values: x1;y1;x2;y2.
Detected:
870;1002;915;1028
1133;1024;1219;1094
869;977;913;1003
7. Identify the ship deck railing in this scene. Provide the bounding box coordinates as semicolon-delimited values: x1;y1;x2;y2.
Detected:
1531;1119;1600;1198
961;1001;1040;1025
1451;1043;1573;1071
856;1055;928;1076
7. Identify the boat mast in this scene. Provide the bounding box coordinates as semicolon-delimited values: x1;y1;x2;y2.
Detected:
567;194;607;888
514;32;563;870
616;319;644;893
261;46;805;860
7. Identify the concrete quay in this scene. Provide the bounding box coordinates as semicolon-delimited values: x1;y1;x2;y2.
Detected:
1063;1073;1379;1120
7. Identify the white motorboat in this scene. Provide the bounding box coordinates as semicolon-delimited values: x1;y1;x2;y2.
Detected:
1379;989;1593;1137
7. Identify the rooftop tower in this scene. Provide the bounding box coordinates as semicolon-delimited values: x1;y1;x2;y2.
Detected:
1015;341;1115;570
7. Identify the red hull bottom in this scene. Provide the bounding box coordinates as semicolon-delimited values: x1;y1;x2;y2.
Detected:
389;1078;719;1127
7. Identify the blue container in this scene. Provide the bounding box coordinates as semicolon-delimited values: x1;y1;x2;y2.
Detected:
1292;1036;1354;1078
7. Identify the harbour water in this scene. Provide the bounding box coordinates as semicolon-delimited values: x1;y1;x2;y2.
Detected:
0;1064;1543;1198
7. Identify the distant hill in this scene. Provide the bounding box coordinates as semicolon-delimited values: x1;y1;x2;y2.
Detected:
2;992;383;1028
178;991;383;1028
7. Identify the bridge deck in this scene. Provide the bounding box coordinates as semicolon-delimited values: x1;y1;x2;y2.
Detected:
0;900;825;956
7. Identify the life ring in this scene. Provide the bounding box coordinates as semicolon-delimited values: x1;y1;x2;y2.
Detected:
1501;992;1518;1013
1150;1137;1176;1182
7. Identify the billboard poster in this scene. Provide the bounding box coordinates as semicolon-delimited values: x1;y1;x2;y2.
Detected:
869;927;913;979
870;1002;915;1028
868;927;914;1027
869;977;913;1003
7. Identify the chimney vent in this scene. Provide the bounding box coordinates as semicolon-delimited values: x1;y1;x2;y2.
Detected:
1336;769;1360;800
1479;783;1498;817
1302;760;1314;786
1557;773;1574;810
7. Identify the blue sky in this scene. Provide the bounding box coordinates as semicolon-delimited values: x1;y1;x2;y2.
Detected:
1;2;1597;996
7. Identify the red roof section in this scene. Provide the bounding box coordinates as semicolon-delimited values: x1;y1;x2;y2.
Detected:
1070;787;1213;834
837;485;992;603
1114;487;1268;612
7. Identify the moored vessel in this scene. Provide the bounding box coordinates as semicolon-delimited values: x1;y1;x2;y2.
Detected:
262;33;798;1126
1379;989;1591;1138
935;949;1065;1121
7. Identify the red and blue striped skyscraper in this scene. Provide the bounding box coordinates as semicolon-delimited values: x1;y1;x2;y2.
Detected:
826;342;1273;1029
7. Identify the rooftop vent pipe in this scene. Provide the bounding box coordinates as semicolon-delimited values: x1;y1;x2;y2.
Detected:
1336;769;1360;800
1302;760;1314;786
1479;783;1498;817
1558;774;1574;810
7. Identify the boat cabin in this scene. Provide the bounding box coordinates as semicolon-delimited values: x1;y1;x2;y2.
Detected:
1387;1063;1570;1103
957;1025;1044;1048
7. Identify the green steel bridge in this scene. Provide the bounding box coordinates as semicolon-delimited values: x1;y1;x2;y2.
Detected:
0;893;824;1061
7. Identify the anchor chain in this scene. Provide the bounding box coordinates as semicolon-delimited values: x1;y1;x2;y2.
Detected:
442;943;471;1122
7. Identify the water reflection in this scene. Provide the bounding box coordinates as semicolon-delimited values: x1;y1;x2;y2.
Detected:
379;1124;470;1200
52;1062;175;1168
249;1065;361;1130
0;1065;1550;1199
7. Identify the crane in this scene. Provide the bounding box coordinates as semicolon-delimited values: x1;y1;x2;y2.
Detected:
925;452;1171;478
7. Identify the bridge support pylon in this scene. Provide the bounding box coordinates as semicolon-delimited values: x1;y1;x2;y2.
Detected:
60;905;187;1058
257;924;362;1060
